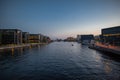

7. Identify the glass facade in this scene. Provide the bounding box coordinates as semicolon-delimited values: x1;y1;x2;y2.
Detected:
0;29;22;44
22;32;29;43
102;26;120;46
28;34;40;43
78;35;94;42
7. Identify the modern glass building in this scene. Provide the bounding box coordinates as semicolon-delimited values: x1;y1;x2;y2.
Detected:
0;29;22;44
22;32;29;43
102;26;120;46
0;33;2;45
28;34;41;43
77;34;94;44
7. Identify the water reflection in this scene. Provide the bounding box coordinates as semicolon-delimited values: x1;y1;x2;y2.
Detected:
0;42;120;80
0;44;46;58
103;60;112;73
98;51;120;62
11;48;14;56
92;51;101;62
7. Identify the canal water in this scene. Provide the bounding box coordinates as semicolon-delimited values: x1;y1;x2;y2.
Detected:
0;42;120;80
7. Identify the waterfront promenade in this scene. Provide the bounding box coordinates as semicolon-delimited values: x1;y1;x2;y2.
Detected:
96;42;120;51
91;42;120;55
0;43;47;51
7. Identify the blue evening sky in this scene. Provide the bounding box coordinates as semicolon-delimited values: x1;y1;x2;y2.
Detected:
0;0;120;39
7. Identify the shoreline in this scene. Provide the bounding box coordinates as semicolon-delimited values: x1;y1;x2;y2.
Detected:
89;43;120;55
0;43;47;52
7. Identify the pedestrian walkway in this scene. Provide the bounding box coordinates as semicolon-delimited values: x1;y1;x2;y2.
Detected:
95;42;120;52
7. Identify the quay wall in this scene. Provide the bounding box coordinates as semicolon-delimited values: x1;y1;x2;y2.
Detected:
0;43;47;52
89;44;120;55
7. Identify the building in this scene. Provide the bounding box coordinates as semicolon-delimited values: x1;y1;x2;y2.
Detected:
45;36;51;43
101;26;120;46
94;35;103;42
0;29;22;44
28;34;41;43
0;33;2;45
40;34;44;42
77;35;81;42
77;34;94;44
22;32;29;43
64;37;76;42
42;36;49;43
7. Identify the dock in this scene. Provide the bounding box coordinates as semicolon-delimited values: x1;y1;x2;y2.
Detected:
0;43;47;52
89;42;120;55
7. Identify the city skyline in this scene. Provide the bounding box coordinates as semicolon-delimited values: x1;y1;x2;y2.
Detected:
0;0;120;39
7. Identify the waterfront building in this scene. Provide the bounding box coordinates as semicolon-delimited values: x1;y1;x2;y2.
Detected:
22;32;29;43
28;34;41;43
77;34;94;44
0;29;22;44
101;26;120;46
64;37;76;42
40;35;51;43
94;35;103;42
40;34;44;42
46;36;51;43
77;35;81;42
42;36;49;43
0;33;2;45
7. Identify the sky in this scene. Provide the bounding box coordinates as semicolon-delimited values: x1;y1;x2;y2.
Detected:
0;0;120;39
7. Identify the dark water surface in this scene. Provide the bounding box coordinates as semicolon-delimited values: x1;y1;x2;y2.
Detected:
0;42;120;80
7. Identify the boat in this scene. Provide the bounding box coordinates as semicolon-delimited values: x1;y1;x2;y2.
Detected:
81;40;90;45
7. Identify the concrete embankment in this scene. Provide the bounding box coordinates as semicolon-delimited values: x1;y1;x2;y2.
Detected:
0;43;47;52
89;43;120;55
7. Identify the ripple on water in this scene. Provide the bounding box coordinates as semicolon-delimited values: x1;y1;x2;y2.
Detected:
0;42;120;80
